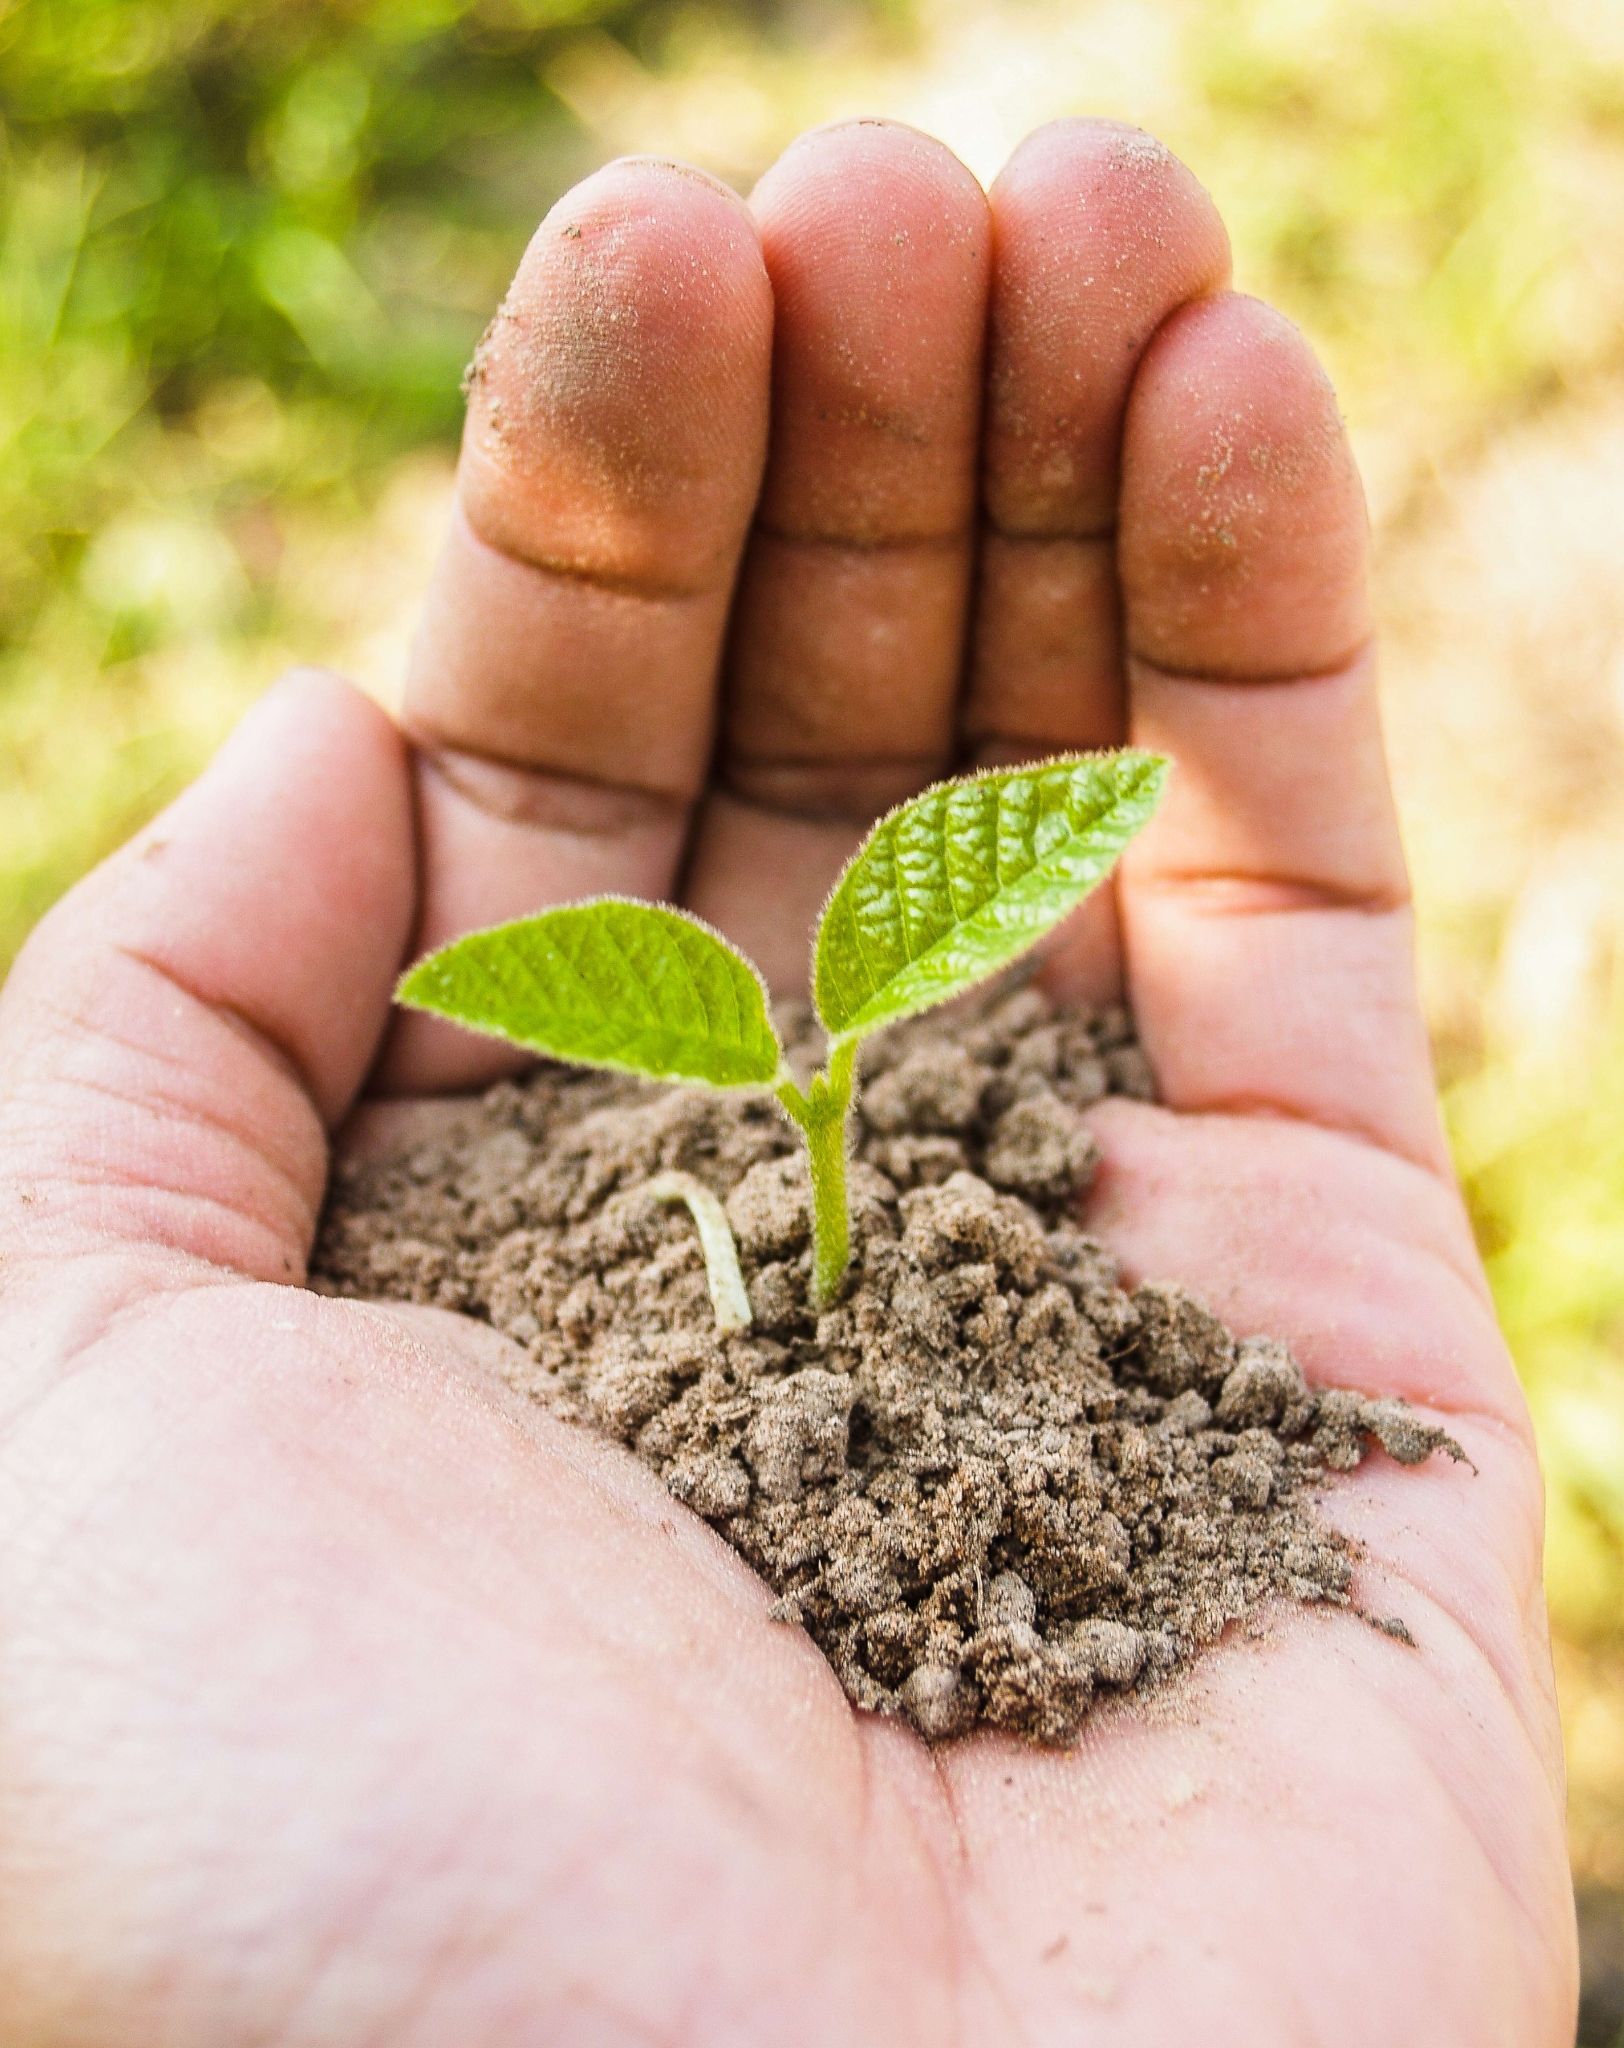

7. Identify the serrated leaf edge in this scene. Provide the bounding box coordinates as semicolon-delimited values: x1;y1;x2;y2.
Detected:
811;750;1169;1042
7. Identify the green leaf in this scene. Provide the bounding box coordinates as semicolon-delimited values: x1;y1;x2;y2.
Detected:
397;899;783;1088
813;751;1169;1041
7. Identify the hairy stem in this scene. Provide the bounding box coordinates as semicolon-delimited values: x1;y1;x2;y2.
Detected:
643;1172;752;1332
777;1037;857;1311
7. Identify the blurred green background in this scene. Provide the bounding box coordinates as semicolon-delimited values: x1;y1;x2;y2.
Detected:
4;0;1624;2025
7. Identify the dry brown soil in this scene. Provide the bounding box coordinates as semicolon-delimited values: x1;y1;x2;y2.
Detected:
313;985;1462;1745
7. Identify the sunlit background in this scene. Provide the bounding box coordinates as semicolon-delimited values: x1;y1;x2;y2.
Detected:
4;0;1624;2030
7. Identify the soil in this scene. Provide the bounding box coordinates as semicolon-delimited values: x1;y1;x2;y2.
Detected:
312;984;1464;1747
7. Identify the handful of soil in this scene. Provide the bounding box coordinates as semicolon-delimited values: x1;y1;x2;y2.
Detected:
314;987;1462;1746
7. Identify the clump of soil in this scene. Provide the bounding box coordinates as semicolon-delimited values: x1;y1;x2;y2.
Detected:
313;986;1462;1746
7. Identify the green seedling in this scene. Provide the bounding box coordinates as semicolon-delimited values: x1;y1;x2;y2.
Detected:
397;752;1168;1315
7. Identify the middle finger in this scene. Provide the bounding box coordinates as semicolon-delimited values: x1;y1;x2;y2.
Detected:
969;119;1231;1002
682;121;991;990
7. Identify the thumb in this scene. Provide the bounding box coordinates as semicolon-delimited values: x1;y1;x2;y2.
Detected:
0;672;415;1283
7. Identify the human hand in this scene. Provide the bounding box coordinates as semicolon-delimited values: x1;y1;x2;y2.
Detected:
0;121;1576;2042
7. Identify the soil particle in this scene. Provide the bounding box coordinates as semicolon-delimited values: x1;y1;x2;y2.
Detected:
313;984;1465;1746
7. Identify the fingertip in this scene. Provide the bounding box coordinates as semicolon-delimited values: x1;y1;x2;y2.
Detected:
992;116;1228;240
984;118;1232;535
748;118;992;542
515;149;770;345
1119;292;1371;678
252;663;408;765
459;153;774;588
598;153;757;207
528;153;772;368
754;115;987;206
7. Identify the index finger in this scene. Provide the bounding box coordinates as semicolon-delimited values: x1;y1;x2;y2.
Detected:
390;159;773;1091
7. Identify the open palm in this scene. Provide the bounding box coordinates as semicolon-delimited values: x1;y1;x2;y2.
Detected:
0;121;1575;2043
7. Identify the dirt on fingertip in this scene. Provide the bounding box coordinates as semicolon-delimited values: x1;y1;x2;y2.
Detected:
311;983;1465;1747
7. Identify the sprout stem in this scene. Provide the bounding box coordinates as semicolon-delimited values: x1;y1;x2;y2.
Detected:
644;1172;752;1333
776;1037;856;1311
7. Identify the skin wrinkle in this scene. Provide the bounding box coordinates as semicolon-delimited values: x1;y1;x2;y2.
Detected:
617;1669;790;1846
1085;1101;1491;1304
405;526;732;803
382;1744;728;2047
402;162;776;938
720;751;945;780
3;1179;1572;2039
11;1013;287;1164
750;522;972;553
3;1287;256;1568
112;942;333;1133
1337;1467;1551;1739
344;1303;668;1520
1520;1592;1568;1810
456;519;719;605
206;999;316;1100
739;1745;900;2040
386;1706;750;2045
12;1294;872;2048
6;976;218;1079
363;1302;789;1609
6;1129;311;1272
17;1170;307;1278
929;1784;1041;2048
943;1616;1533;2045
979;515;1117;544
266;1821;450;2048
715;759;949;826
1163;1082;1450;1186
5;970;323;1163
1102;1083;1466;1215
720;123;987;818
1351;1659;1544;2043
882;1750;992;2044
1129;871;1413;917
1468;1549;1572;1799
418;748;691;838
0;1261;219;1447
868;1734;979;2019
1128;639;1378;688
5;1002;326;1262
12;1057;253;1148
1352;1611;1567;1987
15;1050;318;1215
